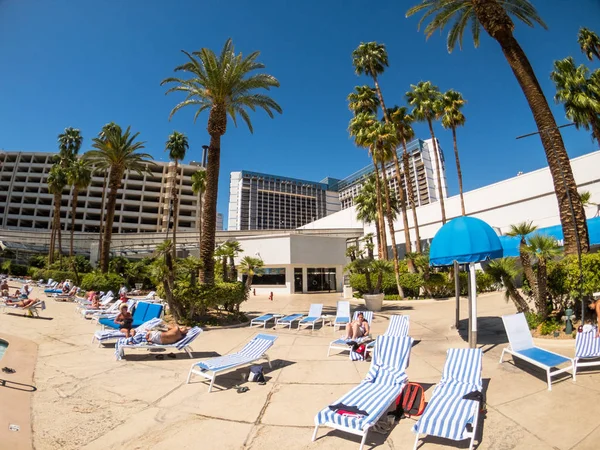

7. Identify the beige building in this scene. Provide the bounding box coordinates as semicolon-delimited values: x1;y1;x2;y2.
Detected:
0;151;203;234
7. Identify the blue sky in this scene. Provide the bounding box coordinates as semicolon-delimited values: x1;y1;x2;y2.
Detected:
1;0;599;226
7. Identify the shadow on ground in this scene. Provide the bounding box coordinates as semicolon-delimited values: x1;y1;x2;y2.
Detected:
121;350;221;362
458;317;507;347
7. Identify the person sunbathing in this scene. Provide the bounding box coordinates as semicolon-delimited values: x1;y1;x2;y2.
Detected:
115;304;134;338
146;324;191;345
1;280;9;297
344;312;370;340
588;300;600;337
5;298;36;308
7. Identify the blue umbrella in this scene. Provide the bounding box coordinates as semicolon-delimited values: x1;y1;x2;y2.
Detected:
429;217;504;347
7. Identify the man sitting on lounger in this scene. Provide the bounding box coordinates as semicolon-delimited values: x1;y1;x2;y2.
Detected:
146;324;191;345
344;312;370;340
1;279;9;297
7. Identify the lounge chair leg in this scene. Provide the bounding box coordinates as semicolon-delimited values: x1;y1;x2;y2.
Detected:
311;425;319;441
413;433;420;450
265;354;272;369
572;360;577;382
499;348;506;364
208;373;216;393
185;347;193;358
186;366;194;384
547;369;552;391
359;430;368;450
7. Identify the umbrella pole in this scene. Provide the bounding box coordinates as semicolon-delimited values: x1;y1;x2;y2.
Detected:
454;260;460;329
468;262;477;348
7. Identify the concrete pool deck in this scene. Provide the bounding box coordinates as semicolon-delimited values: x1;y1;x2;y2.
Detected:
1;286;600;449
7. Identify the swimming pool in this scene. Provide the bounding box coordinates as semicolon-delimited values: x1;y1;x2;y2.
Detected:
0;339;8;360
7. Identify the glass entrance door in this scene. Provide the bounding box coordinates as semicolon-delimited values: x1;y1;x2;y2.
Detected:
307;268;337;292
294;268;303;293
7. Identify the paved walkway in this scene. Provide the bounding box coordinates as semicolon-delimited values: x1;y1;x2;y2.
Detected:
1;288;599;449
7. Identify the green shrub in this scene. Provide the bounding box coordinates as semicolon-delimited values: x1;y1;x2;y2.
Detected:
28;255;47;269
1;261;28;276
540;318;562;336
384;294;403;300
80;272;125;293
398;272;424;298
424;272;454;297
525;312;543;330
349;272;399;296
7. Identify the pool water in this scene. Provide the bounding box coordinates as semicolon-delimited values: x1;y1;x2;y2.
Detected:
0;340;8;360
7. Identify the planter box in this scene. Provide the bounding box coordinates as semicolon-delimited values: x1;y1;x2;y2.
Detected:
363;293;384;312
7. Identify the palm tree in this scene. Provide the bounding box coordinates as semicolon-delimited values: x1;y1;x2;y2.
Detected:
348;112;388;258
239;256;264;289
162;39;282;285
406;0;589;256
525;234;561;319
66;158;92;257
367;120;409;291
441;90;467;215
191;170;207;255
406;81;446;223
223;240;243;281
214;243;230;282
165;131;189;261
388;106;422;253
355;177;383;259
485;258;530;313
352;42;391;122
47;165;68;264
363;233;375;260
551;57;600;144
96;122;119;262
56;128;82;238
85;125;154;272
578;27;600;62
506;221;538;300
347;85;380;115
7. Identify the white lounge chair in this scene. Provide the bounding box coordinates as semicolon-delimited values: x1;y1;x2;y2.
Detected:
297;304;324;331
250;313;277;328
366;315;410;350
187;333;277;392
78;295;115;316
500;312;575;390
313;335;413;450
575;326;600;374
328;311;374;357
92;317;164;346
115;326;203;360
275;313;304;329
413;348;483;450
2;300;46;317
333;301;351;333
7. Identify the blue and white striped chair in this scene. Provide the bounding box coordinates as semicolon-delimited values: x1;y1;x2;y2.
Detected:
297;303;324;331
412;348;483;450
187;333;277;392
575;326;600;374
92;317;163;346
116;326;203;360
313;335;413;450
333;301;351;332
328;311;374;357
366;315;410;351
500;312;575;390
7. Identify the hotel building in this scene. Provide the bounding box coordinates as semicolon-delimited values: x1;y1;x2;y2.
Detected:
0;151;203;234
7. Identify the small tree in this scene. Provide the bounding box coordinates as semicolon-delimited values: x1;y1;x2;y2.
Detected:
485;258;530;313
239;256;264;289
525;234;561;319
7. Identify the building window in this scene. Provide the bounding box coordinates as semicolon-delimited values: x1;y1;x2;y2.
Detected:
244;267;286;286
307;268;336;292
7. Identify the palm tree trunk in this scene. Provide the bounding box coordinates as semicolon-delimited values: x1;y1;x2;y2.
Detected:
171;160;179;261
70;187;79;257
519;240;537;299
477;14;589;255
200;135;220;285
506;281;530;313
536;258;548;319
222;257;228;282
390;150;415;272
451;127;466;216
371;159;388;259
197;191;203;256
51;192;62;263
380;160;405;297
371;72;390;123
98;170;109;265
48;196;58;263
589;113;600;144
100;172;120;273
427;119;447;224
402;139;422;253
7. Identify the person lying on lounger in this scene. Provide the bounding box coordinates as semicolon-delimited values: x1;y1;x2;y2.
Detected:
1;280;9;297
344;312;370;340
5;298;36;308
588;300;600;337
115;304;134;338
146;324;191;345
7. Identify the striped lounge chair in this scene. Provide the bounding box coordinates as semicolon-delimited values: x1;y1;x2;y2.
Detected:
575;326;600;374
313;335;413;450
297;304;324;331
187;333;277;392
115;326;203;360
367;315;410;351
328;311;374;357
91;317;164;346
500;312;575;390
412;348;483;450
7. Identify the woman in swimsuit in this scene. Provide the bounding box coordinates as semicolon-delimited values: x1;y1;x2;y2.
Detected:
115;304;134;338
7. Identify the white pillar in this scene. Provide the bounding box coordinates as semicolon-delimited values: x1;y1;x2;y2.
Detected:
469;262;477;348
